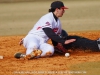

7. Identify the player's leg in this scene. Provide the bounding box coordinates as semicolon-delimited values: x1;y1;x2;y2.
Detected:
61;29;100;52
23;34;40;54
39;43;54;57
14;35;42;59
63;36;100;52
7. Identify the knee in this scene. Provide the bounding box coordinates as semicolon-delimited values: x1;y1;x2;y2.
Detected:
41;46;54;57
41;51;54;57
45;51;54;57
45;46;54;56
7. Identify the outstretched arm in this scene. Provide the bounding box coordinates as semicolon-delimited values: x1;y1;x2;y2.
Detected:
43;28;76;45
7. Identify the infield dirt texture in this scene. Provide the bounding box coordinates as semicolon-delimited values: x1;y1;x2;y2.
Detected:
0;0;100;75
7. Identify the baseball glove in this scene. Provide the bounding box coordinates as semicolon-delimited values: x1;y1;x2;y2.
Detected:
54;43;67;54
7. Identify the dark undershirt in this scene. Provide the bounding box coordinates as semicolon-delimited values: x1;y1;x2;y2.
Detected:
42;13;66;46
53;13;58;21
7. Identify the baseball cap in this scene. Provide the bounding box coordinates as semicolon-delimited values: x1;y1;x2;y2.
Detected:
51;1;68;9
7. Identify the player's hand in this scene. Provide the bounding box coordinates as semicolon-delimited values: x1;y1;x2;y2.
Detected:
19;38;23;45
64;39;76;44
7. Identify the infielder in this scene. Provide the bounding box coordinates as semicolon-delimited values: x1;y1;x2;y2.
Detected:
14;1;76;59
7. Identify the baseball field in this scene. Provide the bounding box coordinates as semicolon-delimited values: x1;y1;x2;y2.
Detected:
0;0;100;75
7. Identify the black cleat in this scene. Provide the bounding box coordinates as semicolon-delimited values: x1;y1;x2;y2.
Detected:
14;52;26;59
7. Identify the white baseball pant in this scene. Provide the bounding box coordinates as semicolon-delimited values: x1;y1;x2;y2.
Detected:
23;34;54;57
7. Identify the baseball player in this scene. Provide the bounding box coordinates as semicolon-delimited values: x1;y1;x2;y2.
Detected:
14;1;76;60
54;29;100;54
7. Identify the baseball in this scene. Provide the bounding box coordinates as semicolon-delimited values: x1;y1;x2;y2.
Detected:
65;53;70;57
0;56;3;59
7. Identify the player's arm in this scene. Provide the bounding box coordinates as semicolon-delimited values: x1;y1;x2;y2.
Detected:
43;27;76;45
43;27;65;44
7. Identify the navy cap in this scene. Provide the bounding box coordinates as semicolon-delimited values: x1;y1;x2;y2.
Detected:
51;1;68;9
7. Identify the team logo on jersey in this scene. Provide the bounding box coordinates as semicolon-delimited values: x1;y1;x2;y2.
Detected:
53;28;58;32
37;27;42;30
45;21;50;26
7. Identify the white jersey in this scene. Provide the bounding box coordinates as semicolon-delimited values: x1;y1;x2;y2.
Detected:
28;12;62;42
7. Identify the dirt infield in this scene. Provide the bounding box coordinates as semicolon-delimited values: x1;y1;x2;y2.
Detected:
0;31;100;75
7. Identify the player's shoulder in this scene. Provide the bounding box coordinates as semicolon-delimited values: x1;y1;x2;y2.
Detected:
42;12;53;19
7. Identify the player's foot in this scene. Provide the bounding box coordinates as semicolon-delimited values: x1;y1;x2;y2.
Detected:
27;49;42;59
97;38;100;50
14;52;26;59
14;49;42;60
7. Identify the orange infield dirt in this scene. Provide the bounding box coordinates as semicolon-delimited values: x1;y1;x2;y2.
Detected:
0;31;100;75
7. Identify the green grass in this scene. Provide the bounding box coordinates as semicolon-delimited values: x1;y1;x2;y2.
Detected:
0;0;100;36
69;61;100;75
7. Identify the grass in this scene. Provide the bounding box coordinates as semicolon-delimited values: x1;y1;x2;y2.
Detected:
69;61;100;75
0;0;100;36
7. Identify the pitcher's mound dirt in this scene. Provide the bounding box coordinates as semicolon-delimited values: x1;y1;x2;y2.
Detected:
0;31;100;75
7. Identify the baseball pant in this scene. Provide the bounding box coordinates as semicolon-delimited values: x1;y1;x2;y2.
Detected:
63;35;99;52
23;34;54;57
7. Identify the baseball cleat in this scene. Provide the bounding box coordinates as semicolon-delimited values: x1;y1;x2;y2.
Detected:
14;49;42;60
14;52;26;59
26;49;42;59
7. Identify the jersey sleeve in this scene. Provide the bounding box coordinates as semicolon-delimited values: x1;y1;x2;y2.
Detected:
41;18;53;29
43;28;65;44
